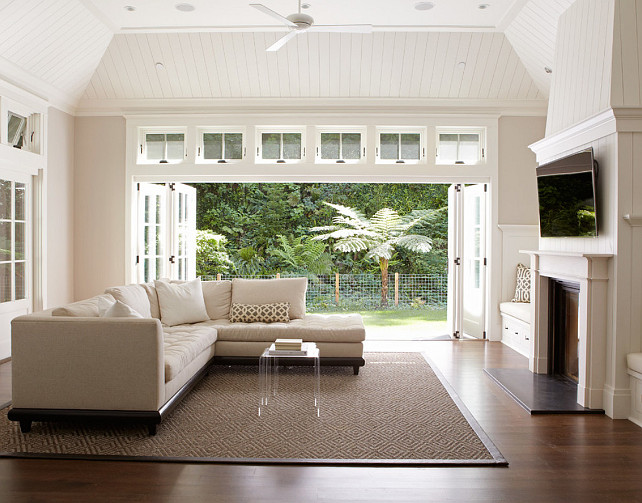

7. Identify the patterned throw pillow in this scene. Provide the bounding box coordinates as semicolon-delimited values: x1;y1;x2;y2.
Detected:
512;263;531;303
229;302;290;323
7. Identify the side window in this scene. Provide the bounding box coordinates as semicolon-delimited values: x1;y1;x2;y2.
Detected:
256;128;305;163
316;129;365;163
376;129;425;164
198;129;244;163
436;129;485;165
139;130;186;164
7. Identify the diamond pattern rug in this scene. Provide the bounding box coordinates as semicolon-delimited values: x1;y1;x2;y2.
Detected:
0;353;506;465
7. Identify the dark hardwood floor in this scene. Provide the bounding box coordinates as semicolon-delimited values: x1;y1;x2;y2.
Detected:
1;341;642;502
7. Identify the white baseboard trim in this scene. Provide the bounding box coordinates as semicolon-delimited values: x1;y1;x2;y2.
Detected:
602;385;631;419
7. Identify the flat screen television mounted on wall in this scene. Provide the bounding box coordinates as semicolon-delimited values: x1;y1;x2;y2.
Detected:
536;148;598;238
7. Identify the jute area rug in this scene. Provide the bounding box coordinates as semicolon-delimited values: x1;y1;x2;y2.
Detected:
0;352;506;466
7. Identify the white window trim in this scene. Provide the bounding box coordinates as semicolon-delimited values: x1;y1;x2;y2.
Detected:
255;126;306;164
375;126;427;165
315;126;367;165
196;126;246;164
137;126;188;165
435;127;486;166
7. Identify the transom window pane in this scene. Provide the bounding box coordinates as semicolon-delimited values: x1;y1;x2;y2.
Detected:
379;133;421;161
320;133;362;160
7;112;27;148
437;132;481;164
202;132;243;160
145;133;184;162
261;133;302;160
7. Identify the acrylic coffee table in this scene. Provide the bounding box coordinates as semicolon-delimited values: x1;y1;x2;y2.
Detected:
258;342;320;417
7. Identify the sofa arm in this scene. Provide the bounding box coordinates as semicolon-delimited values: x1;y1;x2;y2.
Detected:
11;315;165;411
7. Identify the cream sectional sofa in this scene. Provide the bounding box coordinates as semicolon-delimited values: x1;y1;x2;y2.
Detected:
8;277;365;434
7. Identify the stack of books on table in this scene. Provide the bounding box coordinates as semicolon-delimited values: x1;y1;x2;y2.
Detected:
268;338;308;356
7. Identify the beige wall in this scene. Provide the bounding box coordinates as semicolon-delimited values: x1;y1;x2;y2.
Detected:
498;116;545;226
74;116;126;300
46;107;75;308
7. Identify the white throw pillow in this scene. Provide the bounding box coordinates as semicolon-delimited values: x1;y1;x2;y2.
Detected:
104;284;152;318
155;278;210;326
102;300;144;318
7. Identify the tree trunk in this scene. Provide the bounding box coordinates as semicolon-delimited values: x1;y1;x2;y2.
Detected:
380;257;389;307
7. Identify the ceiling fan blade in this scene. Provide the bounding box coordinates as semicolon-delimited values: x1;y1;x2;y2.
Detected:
307;24;373;34
250;4;297;27
266;30;299;51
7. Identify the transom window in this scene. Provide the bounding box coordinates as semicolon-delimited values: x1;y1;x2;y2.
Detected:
256;128;305;163
198;129;244;163
376;129;425;163
436;129;485;165
140;130;186;164
316;129;366;163
7;112;27;149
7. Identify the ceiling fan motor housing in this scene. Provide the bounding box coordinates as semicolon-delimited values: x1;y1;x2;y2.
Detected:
286;12;314;28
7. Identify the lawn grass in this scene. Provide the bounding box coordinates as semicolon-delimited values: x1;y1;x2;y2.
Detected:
320;308;447;326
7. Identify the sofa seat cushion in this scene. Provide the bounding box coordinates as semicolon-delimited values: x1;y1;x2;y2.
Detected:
163;325;217;382
500;301;531;324
204;313;365;343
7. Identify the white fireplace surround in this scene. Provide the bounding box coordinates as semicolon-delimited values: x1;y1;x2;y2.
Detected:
521;250;612;410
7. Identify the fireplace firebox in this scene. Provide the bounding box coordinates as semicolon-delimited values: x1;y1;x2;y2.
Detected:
548;280;580;382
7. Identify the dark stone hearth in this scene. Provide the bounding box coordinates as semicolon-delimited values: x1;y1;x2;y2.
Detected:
484;368;604;414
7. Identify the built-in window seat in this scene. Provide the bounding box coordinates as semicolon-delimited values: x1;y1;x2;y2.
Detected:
627;354;642;427
500;302;531;358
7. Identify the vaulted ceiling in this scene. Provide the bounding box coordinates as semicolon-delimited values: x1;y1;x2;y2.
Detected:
0;0;576;113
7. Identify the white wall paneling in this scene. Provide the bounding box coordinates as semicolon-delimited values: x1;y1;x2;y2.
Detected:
611;0;642;108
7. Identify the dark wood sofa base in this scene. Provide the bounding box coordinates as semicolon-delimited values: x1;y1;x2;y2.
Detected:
212;355;366;375
7;355;217;436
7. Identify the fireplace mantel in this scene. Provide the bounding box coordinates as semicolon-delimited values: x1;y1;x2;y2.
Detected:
520;250;612;409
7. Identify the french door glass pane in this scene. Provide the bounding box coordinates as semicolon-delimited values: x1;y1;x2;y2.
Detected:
262;133;280;159
145;134;165;161
225;133;243;159
0;263;10;302
14;222;24;260
0;181;11;220
144;226;150;254
321;133;340;159
401;134;420;160
380;133;398;160
0;222;10;261
203;133;223;159
15;261;25;300
15;183;25;220
155;225;162;255
166;134;184;160
342;133;361;159
282;133;301;159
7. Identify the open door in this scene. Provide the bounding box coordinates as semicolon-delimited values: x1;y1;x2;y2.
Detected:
136;182;196;282
447;183;487;339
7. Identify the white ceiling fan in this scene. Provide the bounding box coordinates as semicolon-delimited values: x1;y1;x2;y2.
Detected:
250;1;373;51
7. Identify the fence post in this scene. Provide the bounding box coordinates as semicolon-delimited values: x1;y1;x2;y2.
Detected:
335;273;340;304
276;272;280;279
395;272;399;307
216;273;221;281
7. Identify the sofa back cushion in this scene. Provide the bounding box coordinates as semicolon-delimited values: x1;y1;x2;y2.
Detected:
231;277;307;319
104;284;152;318
140;282;161;319
155;278;210;326
102;300;145;318
202;280;232;319
52;293;115;317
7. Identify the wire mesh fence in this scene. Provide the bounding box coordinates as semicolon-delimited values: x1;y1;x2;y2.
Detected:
200;273;448;312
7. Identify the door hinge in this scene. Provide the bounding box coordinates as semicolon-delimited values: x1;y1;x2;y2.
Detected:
137;183;140;191
454;257;461;265
482;148;485;159
135;255;139;264
455;184;462;192
483;257;487;266
169;183;175;191
169;255;175;264
484;184;488;192
453;331;460;339
483;331;487;339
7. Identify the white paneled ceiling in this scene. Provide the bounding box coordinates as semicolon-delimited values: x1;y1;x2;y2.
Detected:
504;0;575;96
0;0;112;108
81;31;543;104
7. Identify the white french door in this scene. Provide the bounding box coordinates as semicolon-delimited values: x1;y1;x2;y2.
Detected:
136;182;196;283
447;183;488;339
0;172;31;359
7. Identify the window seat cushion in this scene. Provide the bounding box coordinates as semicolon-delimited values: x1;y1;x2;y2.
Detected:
499;301;531;324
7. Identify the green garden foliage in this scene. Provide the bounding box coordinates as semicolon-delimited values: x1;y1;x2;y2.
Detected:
195;230;233;277
194;183;448;276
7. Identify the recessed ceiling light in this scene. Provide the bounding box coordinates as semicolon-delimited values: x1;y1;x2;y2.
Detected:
301;2;311;9
155;62;165;71
124;5;136;12
415;1;435;10
544;66;553;74
457;61;466;70
175;3;195;12
478;3;490;9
